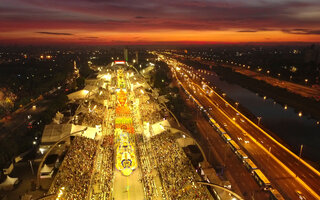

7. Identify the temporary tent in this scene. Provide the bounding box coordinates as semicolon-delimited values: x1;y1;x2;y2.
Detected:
40;164;54;178
41;124;73;144
0;175;18;191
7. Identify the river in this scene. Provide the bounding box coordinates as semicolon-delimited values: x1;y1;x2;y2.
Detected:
204;72;320;163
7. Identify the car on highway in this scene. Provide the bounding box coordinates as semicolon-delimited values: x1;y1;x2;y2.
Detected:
295;190;306;200
27;120;36;129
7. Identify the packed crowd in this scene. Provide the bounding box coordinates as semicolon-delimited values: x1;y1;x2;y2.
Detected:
82;112;103;126
151;133;211;200
136;135;158;199
102;135;114;197
91;135;114;200
48;137;98;199
81;101;105;126
139;99;162;123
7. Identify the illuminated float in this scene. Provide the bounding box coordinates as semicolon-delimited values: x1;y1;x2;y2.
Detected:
115;129;137;176
113;69;137;176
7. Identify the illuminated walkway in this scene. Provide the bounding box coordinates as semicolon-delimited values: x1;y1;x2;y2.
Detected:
113;69;144;200
113;168;144;200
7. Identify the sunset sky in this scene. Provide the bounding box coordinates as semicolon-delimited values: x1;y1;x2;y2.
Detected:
1;0;320;45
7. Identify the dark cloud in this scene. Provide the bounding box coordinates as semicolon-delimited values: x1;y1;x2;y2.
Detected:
1;0;319;32
282;29;320;35
36;31;74;35
237;30;258;33
0;0;319;43
84;36;99;38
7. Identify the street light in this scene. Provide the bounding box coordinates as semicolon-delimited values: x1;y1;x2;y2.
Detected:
235;102;239;109
299;144;303;157
257;117;262;125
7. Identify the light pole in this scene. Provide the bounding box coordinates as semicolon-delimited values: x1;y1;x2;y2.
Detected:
257;117;262;125
235;102;239;109
299;144;303;160
268;147;272;161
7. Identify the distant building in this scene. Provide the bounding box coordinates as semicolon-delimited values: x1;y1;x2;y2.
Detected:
135;51;139;64
304;44;320;64
124;48;128;62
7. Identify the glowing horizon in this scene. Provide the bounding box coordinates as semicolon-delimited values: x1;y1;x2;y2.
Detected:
1;0;320;45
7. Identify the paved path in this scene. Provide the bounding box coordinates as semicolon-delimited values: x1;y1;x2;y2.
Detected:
113;167;144;200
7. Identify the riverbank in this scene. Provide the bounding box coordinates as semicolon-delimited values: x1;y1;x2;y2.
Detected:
213;66;320;121
178;58;320;121
209;66;320;168
177;58;320;167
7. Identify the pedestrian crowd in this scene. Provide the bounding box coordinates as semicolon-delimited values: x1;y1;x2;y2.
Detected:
91;135;114;200
136;135;158;200
48;136;98;199
151;133;211;200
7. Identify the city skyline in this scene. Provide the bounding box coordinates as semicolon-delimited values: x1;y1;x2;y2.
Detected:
1;0;320;45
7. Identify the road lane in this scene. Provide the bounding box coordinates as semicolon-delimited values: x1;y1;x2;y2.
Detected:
166;59;320;200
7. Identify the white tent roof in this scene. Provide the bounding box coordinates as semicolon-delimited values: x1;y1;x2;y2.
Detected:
67;90;90;100
41;124;98;145
41;124;73;144
151;120;171;136
0;175;18;190
41;164;53;173
72;125;98;139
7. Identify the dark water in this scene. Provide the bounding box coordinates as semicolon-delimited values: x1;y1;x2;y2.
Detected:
204;72;320;162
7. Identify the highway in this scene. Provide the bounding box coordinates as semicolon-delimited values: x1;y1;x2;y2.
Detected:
226;64;320;101
161;55;320;200
180;56;320;101
182;89;270;199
